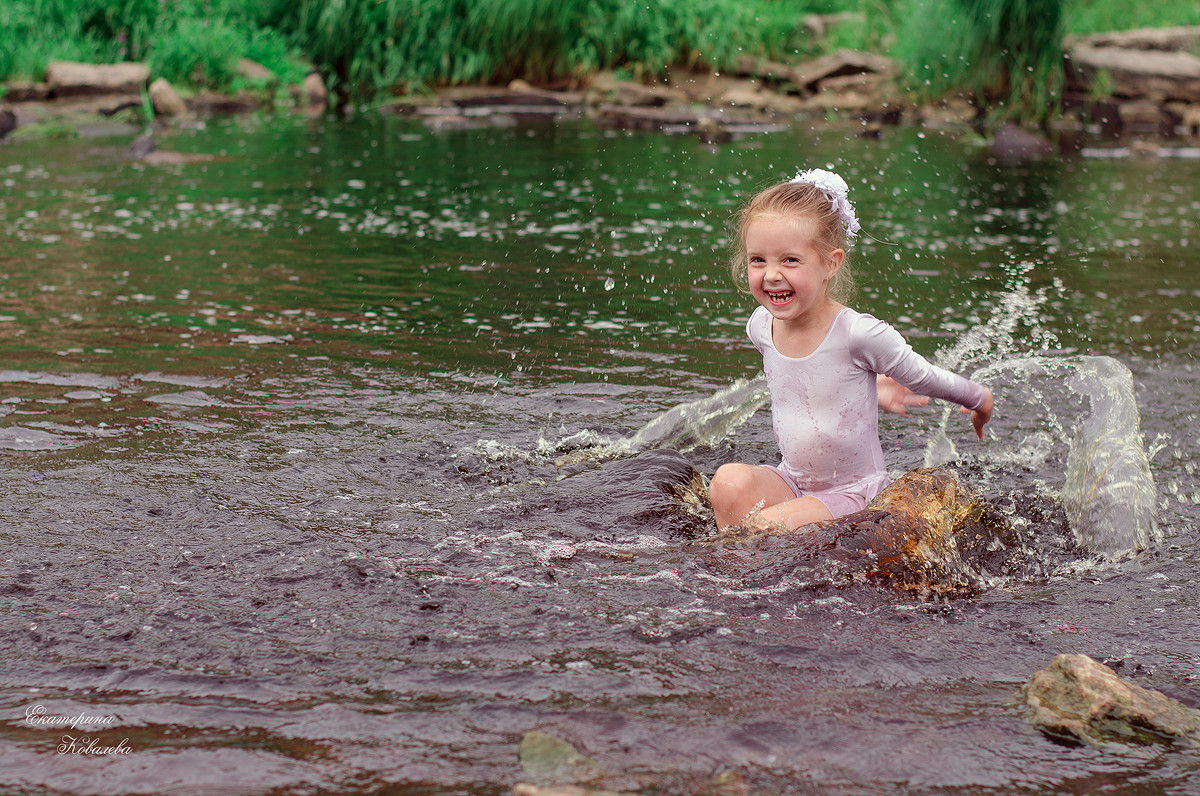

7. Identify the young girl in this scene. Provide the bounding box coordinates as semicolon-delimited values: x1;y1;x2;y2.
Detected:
709;168;993;533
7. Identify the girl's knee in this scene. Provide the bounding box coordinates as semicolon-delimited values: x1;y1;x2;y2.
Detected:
710;463;746;495
710;464;758;510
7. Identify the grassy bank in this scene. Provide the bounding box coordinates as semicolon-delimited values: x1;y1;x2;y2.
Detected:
2;0;1198;117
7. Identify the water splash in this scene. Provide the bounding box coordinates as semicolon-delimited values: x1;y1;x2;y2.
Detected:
916;269;1158;557
621;377;768;454
476;264;1158;559
1059;356;1158;555
926;353;1158;557
931;262;1061;374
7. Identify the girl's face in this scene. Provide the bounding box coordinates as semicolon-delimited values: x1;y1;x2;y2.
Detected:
744;215;843;326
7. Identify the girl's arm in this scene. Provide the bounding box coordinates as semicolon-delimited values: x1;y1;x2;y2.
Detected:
852;314;991;434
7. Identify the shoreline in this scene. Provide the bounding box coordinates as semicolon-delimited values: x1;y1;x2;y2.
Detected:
4;27;1200;160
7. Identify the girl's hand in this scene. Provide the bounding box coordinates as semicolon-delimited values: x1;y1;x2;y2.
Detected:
961;389;994;440
877;375;929;415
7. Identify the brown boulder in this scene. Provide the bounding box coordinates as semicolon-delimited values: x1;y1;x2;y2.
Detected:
1022;654;1200;748
697;468;1015;598
733;56;797;83
808;72;898;112
303;71;328;109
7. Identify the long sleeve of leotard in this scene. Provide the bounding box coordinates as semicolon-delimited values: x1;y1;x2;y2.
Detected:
847;313;988;410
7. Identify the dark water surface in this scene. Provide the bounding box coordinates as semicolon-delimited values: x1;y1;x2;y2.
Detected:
1;114;1199;794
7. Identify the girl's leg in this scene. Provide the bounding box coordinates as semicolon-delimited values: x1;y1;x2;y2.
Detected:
755;494;833;531
710;463;833;533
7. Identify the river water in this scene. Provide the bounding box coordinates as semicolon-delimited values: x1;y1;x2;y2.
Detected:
1;113;1198;794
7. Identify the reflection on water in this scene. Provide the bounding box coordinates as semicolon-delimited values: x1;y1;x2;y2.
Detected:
1;115;1199;794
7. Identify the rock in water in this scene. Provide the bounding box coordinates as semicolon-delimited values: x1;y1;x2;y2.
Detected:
991;122;1055;161
697;468;1015;597
0;109;16;140
1021;654;1200;748
513;730;749;796
814;467;1015;595
517;731;612;788
129;133;158;159
149;78;188;118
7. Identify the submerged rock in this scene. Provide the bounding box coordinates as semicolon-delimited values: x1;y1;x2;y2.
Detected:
513;730;748;796
0;108;15;140
517;731;622;790
991;122;1056;161
696;468;1017;597
1021;654;1200;749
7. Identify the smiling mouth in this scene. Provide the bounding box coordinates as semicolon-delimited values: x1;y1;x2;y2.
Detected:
766;290;794;304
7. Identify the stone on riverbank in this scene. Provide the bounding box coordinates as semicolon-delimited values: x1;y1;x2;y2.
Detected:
791;49;898;94
149;78;188;118
45;61;149;98
1067;45;1200;103
237;58;278;91
304;70;328;109
1021;654;1200;749
1067;25;1200;52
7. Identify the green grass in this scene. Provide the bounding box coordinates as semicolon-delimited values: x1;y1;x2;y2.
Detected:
893;0;1066;126
1065;0;1200;35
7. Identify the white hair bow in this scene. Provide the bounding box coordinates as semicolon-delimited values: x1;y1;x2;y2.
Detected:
790;168;861;238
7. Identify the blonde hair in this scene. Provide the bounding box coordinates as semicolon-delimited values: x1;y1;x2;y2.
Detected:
729;180;856;303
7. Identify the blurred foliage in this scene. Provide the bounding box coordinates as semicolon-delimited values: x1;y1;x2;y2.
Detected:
0;0;305;92
0;0;1191;114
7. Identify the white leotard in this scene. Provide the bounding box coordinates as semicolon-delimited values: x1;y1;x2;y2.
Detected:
747;306;988;514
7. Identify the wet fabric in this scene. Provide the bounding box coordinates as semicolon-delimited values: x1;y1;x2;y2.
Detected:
747;306;988;510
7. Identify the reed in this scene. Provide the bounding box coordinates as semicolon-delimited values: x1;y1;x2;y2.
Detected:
256;0;822;105
894;0;1066;127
